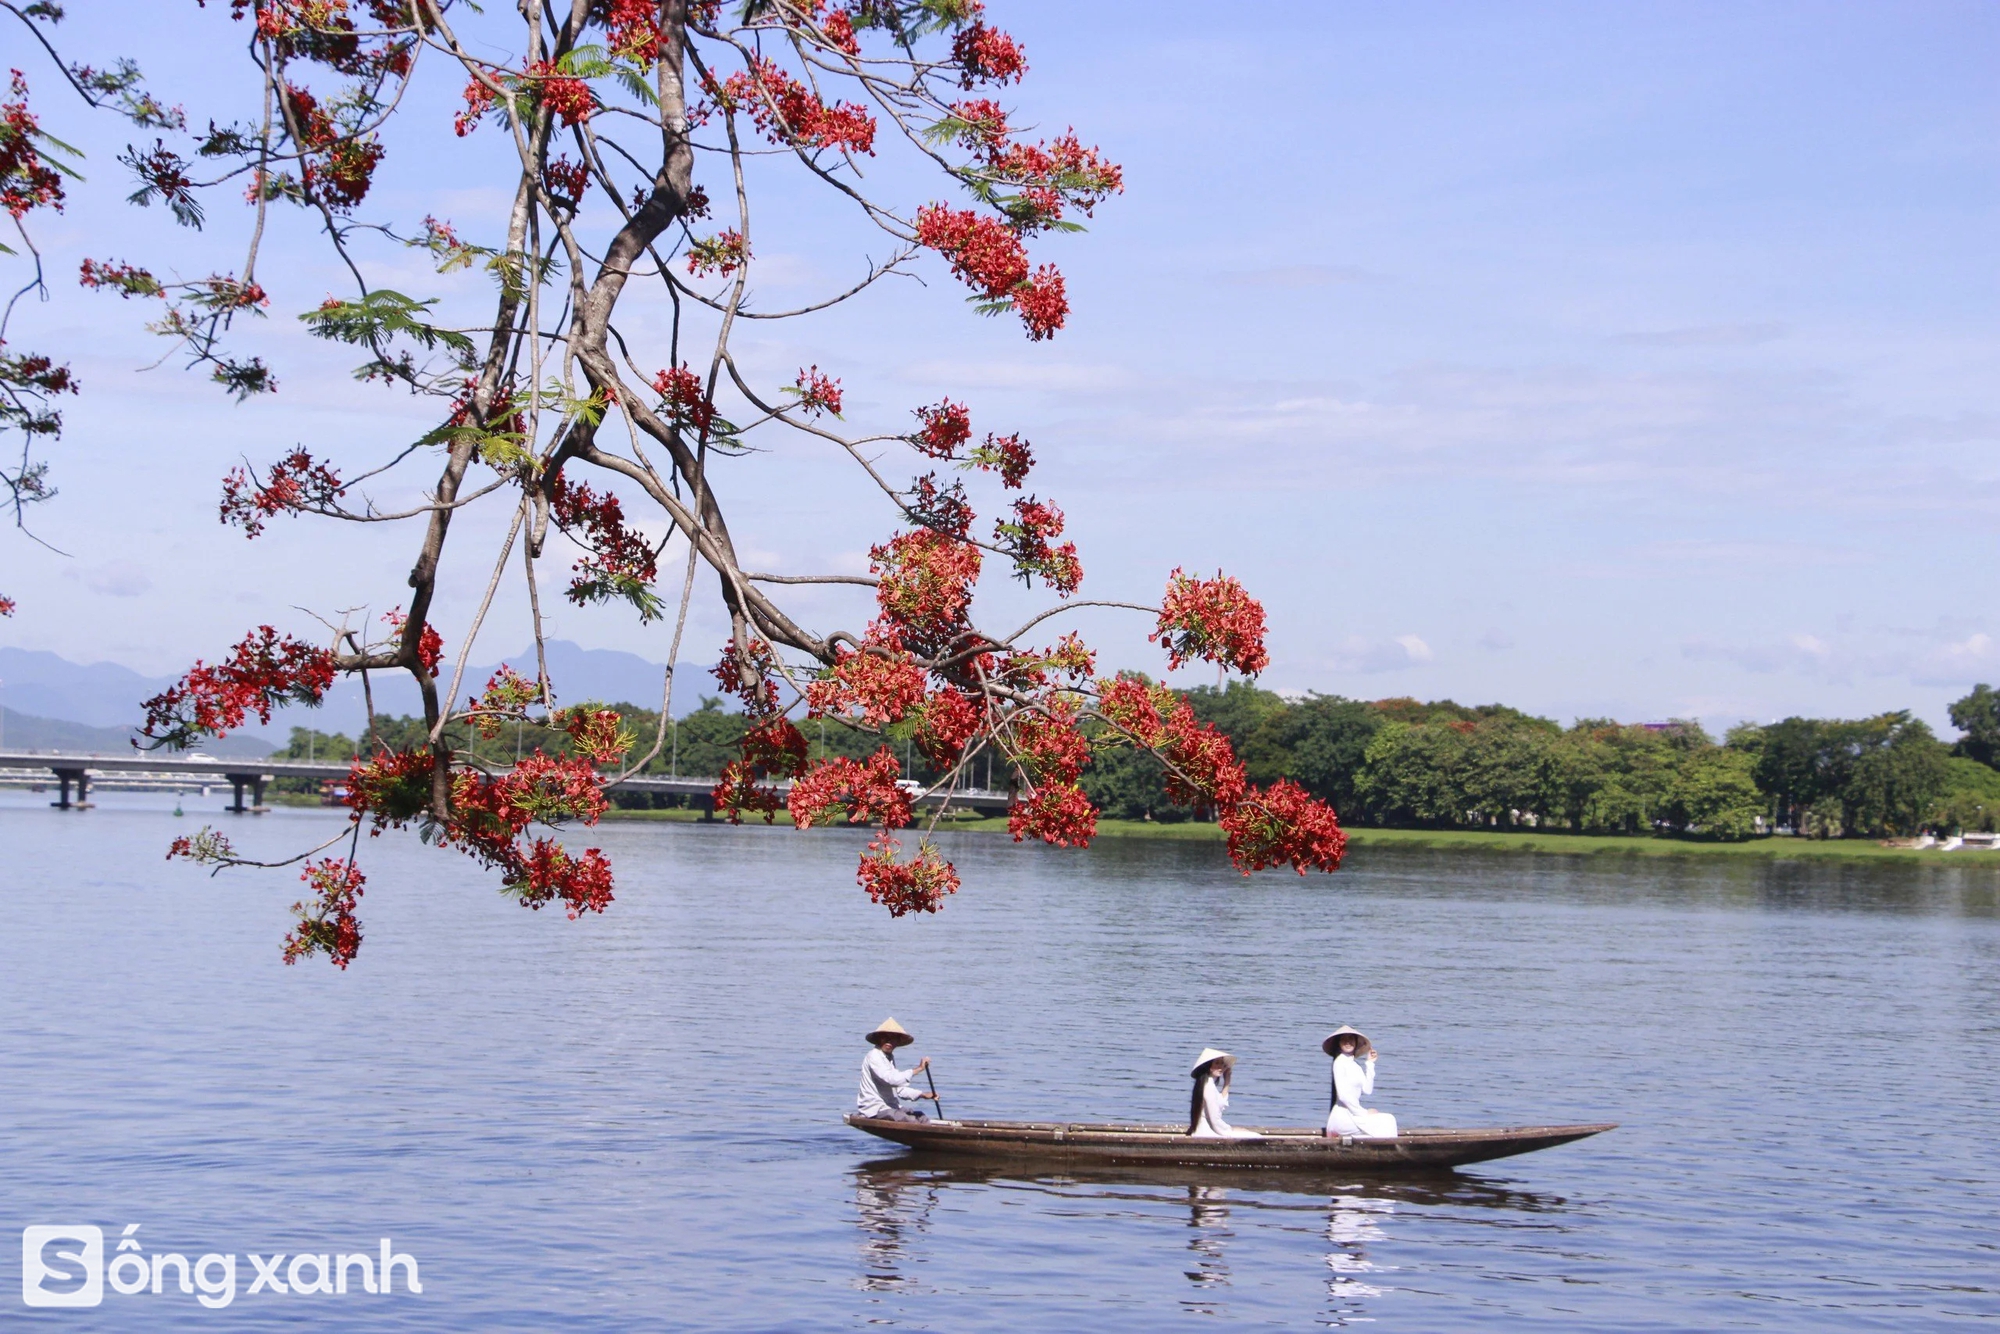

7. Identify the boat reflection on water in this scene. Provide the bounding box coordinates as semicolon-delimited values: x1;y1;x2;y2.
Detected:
850;1154;1570;1320
851;1162;942;1293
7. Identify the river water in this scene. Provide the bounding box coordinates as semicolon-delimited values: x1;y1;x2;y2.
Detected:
2;792;1996;1330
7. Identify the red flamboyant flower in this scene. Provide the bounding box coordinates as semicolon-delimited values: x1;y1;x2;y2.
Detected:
807;631;927;727
912;399;971;459
220;448;346;538
141;627;338;749
382;607;445;675
915;204;1027;297
718;57;876;155
819;7;860;56
469;665;543;739
793;365;842;417
952;22;1027;88
1008;780;1096;848
0;596;15;618
652;364;716;433
599;0;665;65
1153;569;1271;677
78;258;163;298
1096;674;1175;747
686;228;749;277
560;705;632;764
948;98;1010;152
542;155;590;204
509;839;616;918
905;472;973;540
1158;700;1248;810
995;495;1081;595
528;60;595;126
788;749;912;830
856;834;960;916
1009;264;1068;340
970;431;1033;488
1220;779;1348;876
345;748;436;832
712;636;784;717
1;72;66;219
870;529;981;655
1013;702;1089;786
282;858;366;969
915;687;982;766
714;718;809;823
454;76;497;136
550;472;661;619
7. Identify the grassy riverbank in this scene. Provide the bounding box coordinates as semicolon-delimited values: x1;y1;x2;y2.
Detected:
597;806;1987;863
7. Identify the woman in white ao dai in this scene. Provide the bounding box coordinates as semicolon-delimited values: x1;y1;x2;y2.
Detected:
1323;1026;1398;1139
1186;1048;1262;1139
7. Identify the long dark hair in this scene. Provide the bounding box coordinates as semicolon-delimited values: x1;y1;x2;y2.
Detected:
1187;1060;1225;1134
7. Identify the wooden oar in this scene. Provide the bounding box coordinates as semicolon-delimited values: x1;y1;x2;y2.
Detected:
924;1064;945;1122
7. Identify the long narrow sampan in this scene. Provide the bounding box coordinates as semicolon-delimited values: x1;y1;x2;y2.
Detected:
845;1114;1616;1170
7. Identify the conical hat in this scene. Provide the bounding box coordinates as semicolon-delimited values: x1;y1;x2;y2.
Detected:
866;1017;915;1047
1321;1025;1372;1057
1189;1047;1235;1076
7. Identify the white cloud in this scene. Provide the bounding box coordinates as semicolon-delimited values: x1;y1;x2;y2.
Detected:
63;561;153;598
1324;634;1435;674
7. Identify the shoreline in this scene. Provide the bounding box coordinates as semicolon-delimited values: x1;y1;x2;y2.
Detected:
597;807;1996;865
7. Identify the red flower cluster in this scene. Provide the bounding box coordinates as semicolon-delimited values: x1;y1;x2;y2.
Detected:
970;431;1033;488
220;448;347;538
542;155;591;204
1158;704;1246;810
1220;779;1347;876
560;705;632;764
711;635;781;714
1008;780;1096;848
509;839;615;918
913;204;1065;338
454;76;496;136
915;203;1026;298
470;665;542;737
686;228;749;277
915;687;983;766
1;72;65;219
995;496;1081;595
807;633;927;727
870;528;981;657
911;399;971;459
788;748;912;830
0;596;15;618
793;365;842;418
904;472;972;540
598;0;664;65
651;364;716;433
856;835;960;917
951;22;1027;88
78;258;163;298
141;627;337;749
818;6;861;56
712;718;809;823
1152;569;1271;676
1009;265;1068;341
285;84;384;212
345;747;436;832
527;60;595;126
550;472;660;618
985;130;1124;229
719;57;877;155
383;607;444;676
282;858;366;970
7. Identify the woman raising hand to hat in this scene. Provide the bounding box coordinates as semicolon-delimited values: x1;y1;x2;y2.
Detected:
1323;1026;1398;1139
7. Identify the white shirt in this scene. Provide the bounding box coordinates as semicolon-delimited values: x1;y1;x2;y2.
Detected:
1190;1072;1262;1139
1326;1053;1399;1139
856;1047;923;1117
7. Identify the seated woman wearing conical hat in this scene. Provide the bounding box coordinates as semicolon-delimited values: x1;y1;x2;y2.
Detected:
1187;1049;1263;1139
1322;1026;1398;1139
856;1018;937;1122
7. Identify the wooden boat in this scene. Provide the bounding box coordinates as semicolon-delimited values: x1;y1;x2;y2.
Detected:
845;1115;1616;1171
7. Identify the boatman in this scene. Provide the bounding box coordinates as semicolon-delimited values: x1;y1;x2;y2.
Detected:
857;1017;936;1122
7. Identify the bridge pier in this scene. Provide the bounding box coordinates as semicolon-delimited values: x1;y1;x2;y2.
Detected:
50;766;92;810
225;773;269;814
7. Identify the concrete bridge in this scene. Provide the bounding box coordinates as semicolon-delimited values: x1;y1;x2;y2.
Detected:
0;750;1015;815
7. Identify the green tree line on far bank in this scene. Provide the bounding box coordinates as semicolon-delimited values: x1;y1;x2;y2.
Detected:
279;681;2000;842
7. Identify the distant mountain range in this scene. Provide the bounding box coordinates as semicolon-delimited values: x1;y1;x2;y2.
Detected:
0;641;716;750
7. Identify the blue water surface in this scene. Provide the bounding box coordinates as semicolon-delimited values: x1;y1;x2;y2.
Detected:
2;792;1997;1330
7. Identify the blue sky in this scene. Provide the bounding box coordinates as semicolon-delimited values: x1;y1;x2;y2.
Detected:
2;1;1995;734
